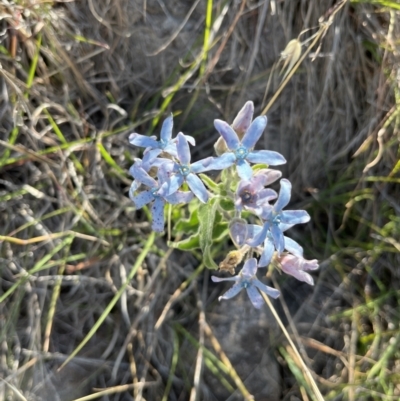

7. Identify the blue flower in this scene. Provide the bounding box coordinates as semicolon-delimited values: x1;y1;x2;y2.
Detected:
129;151;171;192
235;169;281;214
130;164;193;232
209;116;286;180
157;133;214;203
230;219;305;268
211;258;280;309
246;179;310;264
129;114;195;158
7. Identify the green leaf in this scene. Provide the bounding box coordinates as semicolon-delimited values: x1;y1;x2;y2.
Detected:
251;163;269;172
199;174;220;193
198;198;219;269
202;245;218;269
168;234;200;250
213;222;229;242
219;198;235;212
175;208;199;232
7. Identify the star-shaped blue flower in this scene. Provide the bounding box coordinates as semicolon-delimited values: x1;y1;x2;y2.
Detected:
130;164;193;232
209;116;286;180
211;258;280;309
157;133;214;203
129;151;171;192
246;179;310;264
129;114;195;158
229;219;305;267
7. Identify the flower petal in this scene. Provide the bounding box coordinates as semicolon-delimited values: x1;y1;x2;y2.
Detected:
191;157;214;173
274;179;292;211
247;222;269;247
132;190;154;209
246;224;263;240
232;101;254;136
129;133;159;149
129;180;140;197
279;222;295;232
207;152;236;170
246;150;286;166
176;132;191;165
165;191;194;204
186;173;209;203
142;149;163;169
229;219;248;247
280;261;315;285
130;166;157;188
160;114;173;143
183;135;196;146
258;239;275;267
302;259;319;271
157;163;172;184
158;174;184;197
281;210;310;224
236;159;253;180
246;285;264;309
271;224;285;254
151;197;165;232
241;258;258;277
241;116;267;149
214;120;240;150
253;280;280;299
211;276;239;283
259;169;282;186
162;143;178;157
257;188;278;203
218;282;243;300
284;236;303;257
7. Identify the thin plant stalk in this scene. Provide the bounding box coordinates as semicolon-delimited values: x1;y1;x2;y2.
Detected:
261;292;325;401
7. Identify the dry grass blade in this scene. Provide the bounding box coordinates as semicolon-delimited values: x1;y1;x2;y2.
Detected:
203;321;254;401
261;292;325;401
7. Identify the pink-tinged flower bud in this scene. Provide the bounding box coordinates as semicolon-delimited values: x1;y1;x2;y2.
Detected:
213;101;254;155
232;101;254;138
278;254;319;285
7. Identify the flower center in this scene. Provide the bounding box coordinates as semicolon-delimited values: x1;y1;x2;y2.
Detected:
159;139;167;148
235;146;248;160
240;190;253;203
151;187;160;198
272;213;281;225
179;164;191;177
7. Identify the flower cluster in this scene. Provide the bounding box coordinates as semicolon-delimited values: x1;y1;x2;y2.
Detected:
128;101;319;308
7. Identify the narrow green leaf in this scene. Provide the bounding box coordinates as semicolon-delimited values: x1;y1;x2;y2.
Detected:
0;235;75;303
198;198;219;269
26;33;42;93
168;234;200;250
199;173;220;193
59;231;156;371
251;163;269;172
97;142;126;175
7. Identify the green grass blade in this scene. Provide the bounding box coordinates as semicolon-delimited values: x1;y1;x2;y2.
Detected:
0;235;75;303
58;231;156;371
162;330;179;401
